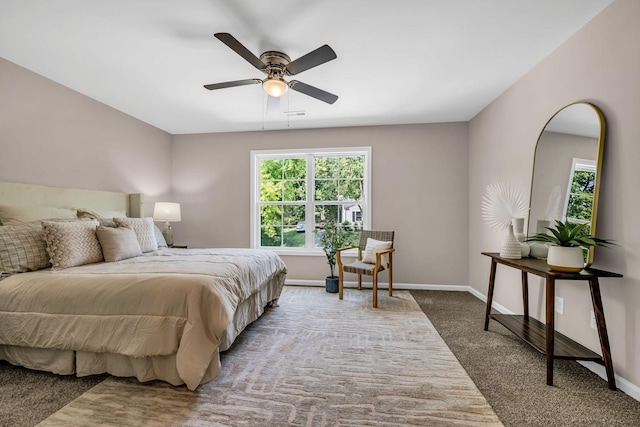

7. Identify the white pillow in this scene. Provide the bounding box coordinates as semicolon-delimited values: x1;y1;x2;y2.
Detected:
362;238;393;264
113;217;158;253
0;205;77;226
41;220;103;270
96;225;142;262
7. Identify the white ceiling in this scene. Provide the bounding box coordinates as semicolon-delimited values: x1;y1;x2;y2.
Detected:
0;0;613;135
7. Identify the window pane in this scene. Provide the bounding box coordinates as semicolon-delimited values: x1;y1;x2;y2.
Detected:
261;226;282;247
339;156;364;179
339;179;363;201
283;180;306;201
283;226;305;247
315;157;339;179
566;193;593;222
315;205;339;227
260;159;283;180
283;205;305;225
283;158;306;179
571;171;595;194
260;205;282;226
260;181;282;202
315;180;338;201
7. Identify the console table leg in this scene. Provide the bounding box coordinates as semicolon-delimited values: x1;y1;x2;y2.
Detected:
484;259;497;331
522;271;529;318
545;276;555;386
589;278;617;390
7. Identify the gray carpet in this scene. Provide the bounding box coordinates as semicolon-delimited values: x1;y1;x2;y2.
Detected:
410;290;640;427
0;364;106;427
1;288;639;426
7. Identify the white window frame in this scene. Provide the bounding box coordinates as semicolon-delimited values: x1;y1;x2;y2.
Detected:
250;147;371;256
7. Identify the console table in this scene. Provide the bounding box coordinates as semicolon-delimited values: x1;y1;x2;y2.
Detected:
482;252;622;390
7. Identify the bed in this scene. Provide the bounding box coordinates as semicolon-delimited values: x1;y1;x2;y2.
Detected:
0;182;287;390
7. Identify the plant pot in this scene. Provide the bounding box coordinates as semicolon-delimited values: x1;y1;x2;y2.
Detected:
325;276;339;293
546;246;585;272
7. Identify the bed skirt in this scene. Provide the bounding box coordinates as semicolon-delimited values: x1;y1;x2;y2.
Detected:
0;272;285;388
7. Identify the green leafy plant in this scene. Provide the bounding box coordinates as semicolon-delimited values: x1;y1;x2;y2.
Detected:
319;221;360;277
526;220;614;248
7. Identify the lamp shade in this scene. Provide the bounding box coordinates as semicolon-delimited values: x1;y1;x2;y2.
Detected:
262;77;288;97
153;202;181;222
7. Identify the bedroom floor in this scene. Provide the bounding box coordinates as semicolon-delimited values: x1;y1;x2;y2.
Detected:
1;287;639;427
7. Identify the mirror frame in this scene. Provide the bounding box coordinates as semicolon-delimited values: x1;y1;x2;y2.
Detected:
528;102;606;267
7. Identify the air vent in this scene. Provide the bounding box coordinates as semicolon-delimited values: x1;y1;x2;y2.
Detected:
284;110;306;117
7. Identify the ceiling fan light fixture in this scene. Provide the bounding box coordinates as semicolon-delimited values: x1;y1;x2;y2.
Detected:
262;77;288;97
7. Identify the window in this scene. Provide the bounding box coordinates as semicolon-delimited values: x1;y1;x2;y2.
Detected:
250;147;371;254
563;157;596;233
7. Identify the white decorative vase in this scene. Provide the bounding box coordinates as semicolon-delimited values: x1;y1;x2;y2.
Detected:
500;224;522;259
546;246;584;272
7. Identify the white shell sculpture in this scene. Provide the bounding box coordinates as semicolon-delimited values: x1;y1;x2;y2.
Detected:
481;182;528;231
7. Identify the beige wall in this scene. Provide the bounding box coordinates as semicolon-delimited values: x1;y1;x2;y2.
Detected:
0;58;172;214
171;123;469;286
469;0;640;387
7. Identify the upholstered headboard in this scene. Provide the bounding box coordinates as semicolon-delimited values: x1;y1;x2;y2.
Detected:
0;181;144;218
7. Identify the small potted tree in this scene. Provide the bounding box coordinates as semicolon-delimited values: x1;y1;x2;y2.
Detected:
526;220;614;272
319;221;360;293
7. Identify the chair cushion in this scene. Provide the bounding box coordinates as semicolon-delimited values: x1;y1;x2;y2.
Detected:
343;260;386;275
362;238;393;264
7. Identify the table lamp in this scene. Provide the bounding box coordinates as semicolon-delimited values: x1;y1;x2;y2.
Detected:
152;202;181;246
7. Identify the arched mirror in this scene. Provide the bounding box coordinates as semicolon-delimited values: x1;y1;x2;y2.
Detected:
527;102;605;266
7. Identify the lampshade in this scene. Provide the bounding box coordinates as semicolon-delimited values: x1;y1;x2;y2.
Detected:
262;77;288;97
153;202;181;222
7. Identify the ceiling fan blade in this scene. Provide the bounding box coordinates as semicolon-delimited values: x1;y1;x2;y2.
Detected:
266;95;280;115
289;80;338;104
214;32;266;71
285;45;337;75
204;78;262;90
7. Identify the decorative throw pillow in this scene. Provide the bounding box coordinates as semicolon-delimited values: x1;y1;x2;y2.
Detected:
0;223;51;275
96;225;142;262
42;220;103;270
362;238;393;264
0;205;77;226
113;217;158;252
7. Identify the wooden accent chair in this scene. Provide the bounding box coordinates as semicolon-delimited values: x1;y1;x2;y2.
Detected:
336;230;395;308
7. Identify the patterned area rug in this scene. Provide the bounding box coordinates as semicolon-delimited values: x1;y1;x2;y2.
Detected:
37;287;502;427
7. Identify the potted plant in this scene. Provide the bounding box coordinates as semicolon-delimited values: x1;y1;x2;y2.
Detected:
526;220;614;272
319;221;360;293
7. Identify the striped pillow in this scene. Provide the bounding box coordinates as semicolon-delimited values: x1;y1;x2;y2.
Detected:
0;223;51;275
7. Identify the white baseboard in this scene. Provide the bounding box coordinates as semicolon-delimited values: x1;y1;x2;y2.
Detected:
287;279;640;402
577;361;640;402
284;279;469;291
469;287;640;403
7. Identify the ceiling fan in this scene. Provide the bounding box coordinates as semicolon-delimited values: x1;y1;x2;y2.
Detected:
204;33;339;110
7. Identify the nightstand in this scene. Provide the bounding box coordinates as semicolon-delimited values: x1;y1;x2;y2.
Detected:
169;245;187;249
